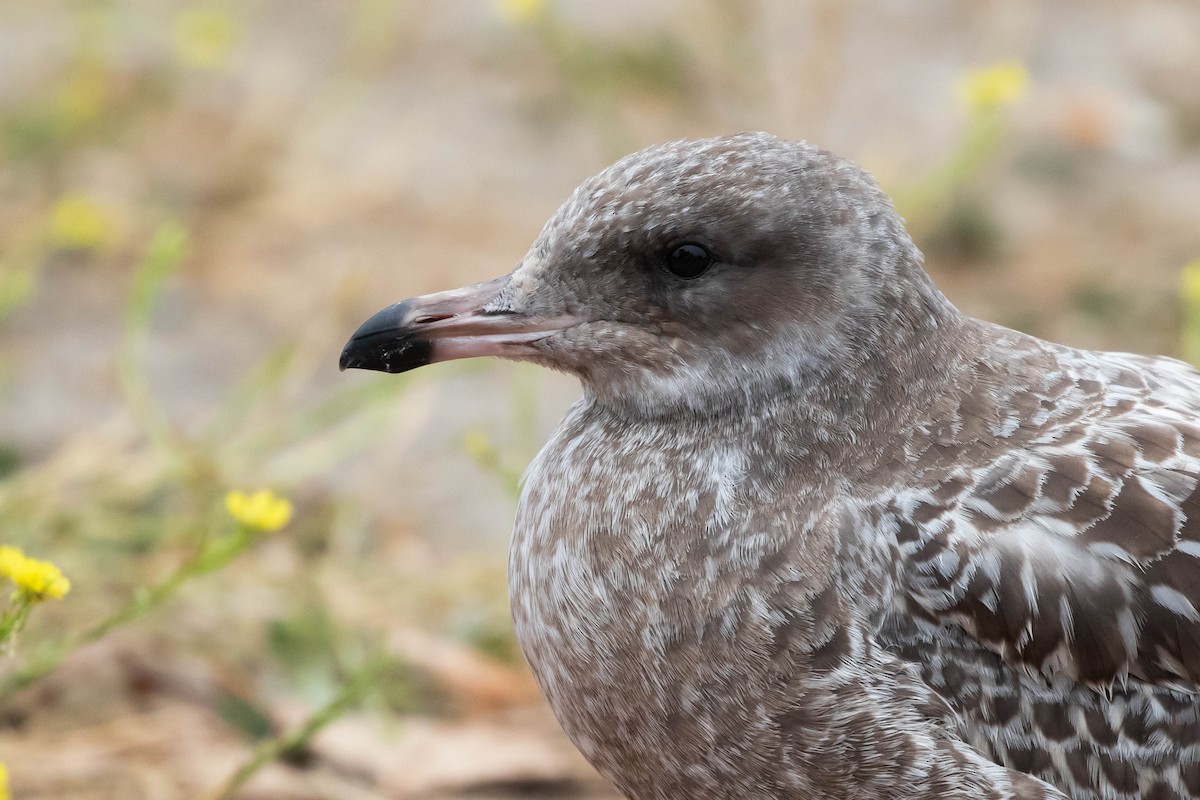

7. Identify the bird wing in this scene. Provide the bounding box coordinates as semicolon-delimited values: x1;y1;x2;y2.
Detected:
890;338;1200;689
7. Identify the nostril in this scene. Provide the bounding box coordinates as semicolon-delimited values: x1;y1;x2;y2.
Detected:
414;313;454;325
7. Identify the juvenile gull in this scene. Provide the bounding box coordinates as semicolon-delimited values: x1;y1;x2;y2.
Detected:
340;133;1200;799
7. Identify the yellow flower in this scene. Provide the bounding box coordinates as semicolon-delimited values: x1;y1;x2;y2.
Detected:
0;760;9;800
0;546;23;580
494;0;546;26
174;7;237;69
0;546;70;601
225;489;293;532
1181;259;1200;307
49;194;113;251
16;558;71;600
956;61;1029;114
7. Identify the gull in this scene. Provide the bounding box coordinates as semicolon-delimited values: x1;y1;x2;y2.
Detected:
341;132;1200;799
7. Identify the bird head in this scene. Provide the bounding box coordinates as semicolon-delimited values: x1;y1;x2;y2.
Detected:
340;133;956;417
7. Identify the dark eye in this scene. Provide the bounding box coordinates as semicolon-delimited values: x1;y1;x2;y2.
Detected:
664;243;713;279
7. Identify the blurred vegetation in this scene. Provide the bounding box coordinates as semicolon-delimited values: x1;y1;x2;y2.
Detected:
895;62;1029;262
0;2;1197;798
0;214;428;789
0;7;537;791
495;0;698;156
1181;259;1200;365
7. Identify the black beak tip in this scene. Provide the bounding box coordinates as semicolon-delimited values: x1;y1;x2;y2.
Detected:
339;336;433;374
339;302;434;374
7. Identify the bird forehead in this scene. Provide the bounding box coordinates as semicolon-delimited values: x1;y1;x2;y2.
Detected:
539;135;817;257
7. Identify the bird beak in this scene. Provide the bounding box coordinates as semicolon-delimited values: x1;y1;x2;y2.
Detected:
339;276;576;374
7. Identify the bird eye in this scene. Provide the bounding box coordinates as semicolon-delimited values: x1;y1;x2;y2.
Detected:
664;243;713;279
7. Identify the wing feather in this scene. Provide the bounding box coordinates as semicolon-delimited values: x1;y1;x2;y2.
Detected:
892;336;1200;690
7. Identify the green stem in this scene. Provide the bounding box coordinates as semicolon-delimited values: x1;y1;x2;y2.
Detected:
893;110;1006;222
0;599;33;653
117;222;190;473
0;528;256;699
206;657;386;799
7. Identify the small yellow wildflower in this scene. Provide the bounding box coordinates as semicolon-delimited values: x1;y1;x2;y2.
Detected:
494;0;546;27
225;489;293;532
0;545;70;601
1181;259;1200;307
0;760;9;800
174;7;237;69
49;194;113;251
0;546;23;579
12;557;71;601
956;61;1029;114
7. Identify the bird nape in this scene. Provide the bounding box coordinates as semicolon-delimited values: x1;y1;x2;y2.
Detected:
342;132;1200;800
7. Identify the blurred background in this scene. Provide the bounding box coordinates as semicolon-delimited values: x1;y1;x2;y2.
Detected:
1;1;1199;798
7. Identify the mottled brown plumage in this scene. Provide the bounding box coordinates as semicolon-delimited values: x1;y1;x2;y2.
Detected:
341;133;1200;799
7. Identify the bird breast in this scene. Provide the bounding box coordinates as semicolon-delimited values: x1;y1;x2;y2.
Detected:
508;398;842;796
